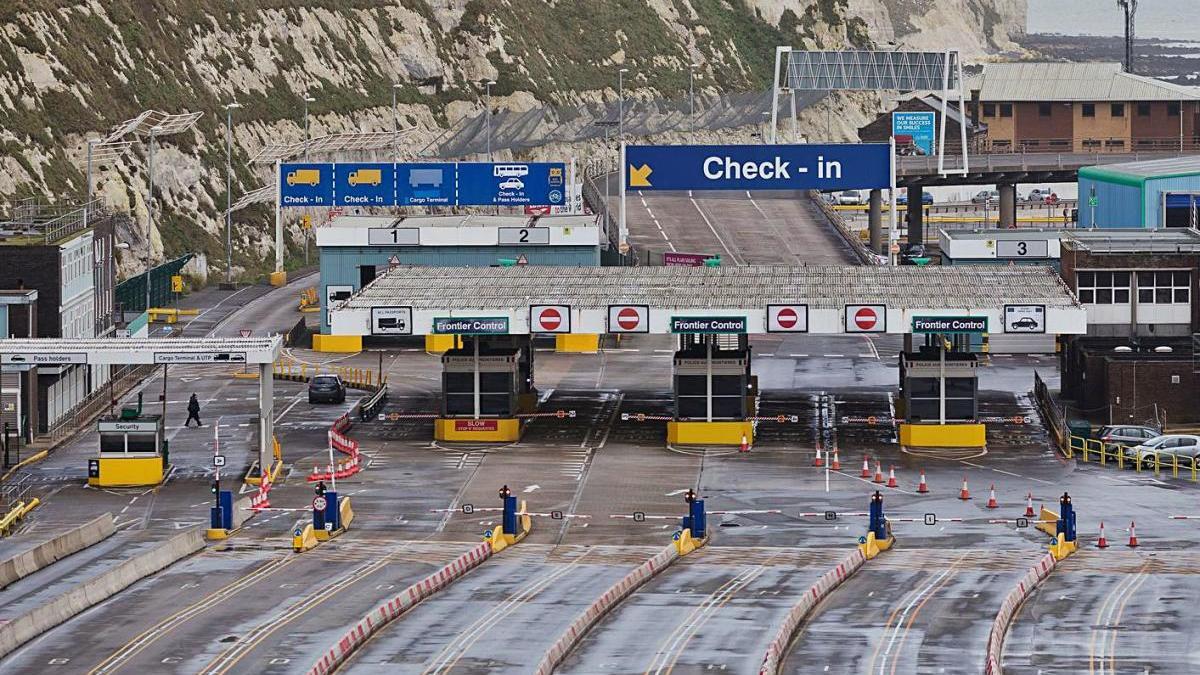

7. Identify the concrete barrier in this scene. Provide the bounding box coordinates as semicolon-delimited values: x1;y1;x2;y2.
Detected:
0;514;115;590
0;527;205;659
533;543;681;675
758;548;868;675
984;551;1058;675
307;541;493;675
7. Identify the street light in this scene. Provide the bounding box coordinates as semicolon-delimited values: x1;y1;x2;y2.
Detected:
223;102;241;288
689;63;699;141
484;80;497;161
760;111;770;145
302;94;316;160
146;125;164;313
391;84;403;162
618;67;630;141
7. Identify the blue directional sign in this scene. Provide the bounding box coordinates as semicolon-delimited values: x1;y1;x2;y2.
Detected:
334;163;394;207
458;162;566;207
280;163;334;206
892;112;936;156
625;144;890;192
397;163;455;206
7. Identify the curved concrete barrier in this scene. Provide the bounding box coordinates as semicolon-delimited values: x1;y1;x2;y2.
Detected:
759;548;868;675
0;514;115;590
533;543;681;675
0;527;204;659
307;541;492;675
984;551;1058;675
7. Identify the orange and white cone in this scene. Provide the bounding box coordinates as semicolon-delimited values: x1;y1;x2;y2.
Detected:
1127;521;1139;548
886;466;898;488
917;470;929;494
959;475;971;500
986;484;999;509
739;434;749;453
1097;521;1109;548
873;460;885;484
1024;492;1036;518
831;448;841;470
861;456;872;478
813;446;824;467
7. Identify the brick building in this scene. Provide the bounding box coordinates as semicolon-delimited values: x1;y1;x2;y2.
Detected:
858;94;988;153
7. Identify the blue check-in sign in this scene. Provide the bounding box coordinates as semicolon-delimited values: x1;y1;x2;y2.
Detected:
335;163;394;207
398;163;455;206
280;163;334;206
625;144;890;192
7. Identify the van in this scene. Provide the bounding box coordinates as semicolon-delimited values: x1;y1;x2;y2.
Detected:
348;168;382;187
287;169;321;187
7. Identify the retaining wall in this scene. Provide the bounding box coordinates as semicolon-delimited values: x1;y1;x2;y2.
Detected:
0;514;115;590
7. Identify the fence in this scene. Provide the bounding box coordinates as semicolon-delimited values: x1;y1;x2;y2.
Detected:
114;254;194;313
42;364;155;444
808;191;880;265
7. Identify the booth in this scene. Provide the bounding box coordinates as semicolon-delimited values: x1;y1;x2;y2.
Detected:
88;397;167;487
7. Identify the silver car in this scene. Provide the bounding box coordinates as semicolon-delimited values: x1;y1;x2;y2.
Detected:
1097;424;1160;453
1123;434;1200;469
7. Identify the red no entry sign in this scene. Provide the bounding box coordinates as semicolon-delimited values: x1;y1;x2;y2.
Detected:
777;307;798;328
538;307;561;331
618;308;640;330
854;307;877;330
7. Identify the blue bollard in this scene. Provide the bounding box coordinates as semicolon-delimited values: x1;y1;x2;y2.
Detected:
869;491;887;541
218;490;234;531
690;499;706;539
1057;492;1076;542
502;495;517;535
324;490;340;531
680;515;693;534
210;505;223;530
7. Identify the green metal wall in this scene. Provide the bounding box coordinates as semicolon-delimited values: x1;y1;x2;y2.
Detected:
114;254;194;312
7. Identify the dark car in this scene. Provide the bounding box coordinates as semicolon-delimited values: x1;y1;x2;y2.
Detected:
308;374;346;404
897;192;935;206
1011;317;1039;329
899;244;930;266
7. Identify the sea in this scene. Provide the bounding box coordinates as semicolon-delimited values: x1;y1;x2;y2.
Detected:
1027;0;1198;42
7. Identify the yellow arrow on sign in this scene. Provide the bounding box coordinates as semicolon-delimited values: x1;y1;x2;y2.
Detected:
629;164;652;187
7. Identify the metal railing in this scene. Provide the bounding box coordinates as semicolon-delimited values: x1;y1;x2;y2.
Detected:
899;148;1192;175
42;363;155;443
808;191;879;265
981;137;1200;154
1062;435;1200;481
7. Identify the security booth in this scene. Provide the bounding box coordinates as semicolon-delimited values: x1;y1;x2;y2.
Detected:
90;397;167;487
436;333;536;442
898;315;985;447
667;318;755;446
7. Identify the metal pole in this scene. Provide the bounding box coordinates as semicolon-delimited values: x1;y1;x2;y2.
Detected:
303;97;310;160
769;47;786;144
689;66;695;142
619;142;627;248
146;130;156;313
473;336;480;420
85;139;94;213
225;105;235;285
888;135;898;265
939;334;946;425
275;160;283;273
485;81;493;162
705;338;712;422
618;69;626;141
392;85;399;163
790;90;798;142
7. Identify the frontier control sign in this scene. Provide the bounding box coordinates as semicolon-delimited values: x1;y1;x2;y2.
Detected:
670;316;747;334
625;143;891;192
432;317;509;335
911;316;988;334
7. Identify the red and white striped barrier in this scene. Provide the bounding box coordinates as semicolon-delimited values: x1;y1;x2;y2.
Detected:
983;551;1059;675
759;548;868;674
306;541;493;675
247;472;272;511
533;543;680;675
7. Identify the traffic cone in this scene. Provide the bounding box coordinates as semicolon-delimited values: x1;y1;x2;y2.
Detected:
873;460;885;484
861;456;871;478
813;446;825;467
1097;521;1109;548
986;484;998;509
959;475;971;500
739;434;749;453
1127;521;1139;548
1024;492;1036;518
886;466;898;488
917;470;929;494
831;448;841;470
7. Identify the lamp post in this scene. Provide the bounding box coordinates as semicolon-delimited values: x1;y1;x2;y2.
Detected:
392;84;403;162
618;67;629;141
223;102;241;288
689;63;698;142
302;94;315;159
145;125;163;313
485;80;496;161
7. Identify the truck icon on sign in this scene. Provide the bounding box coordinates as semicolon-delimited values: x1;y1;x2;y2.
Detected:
287;169;321;186
348;168;382;186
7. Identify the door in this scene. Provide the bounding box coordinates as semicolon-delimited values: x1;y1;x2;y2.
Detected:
358;265;377;289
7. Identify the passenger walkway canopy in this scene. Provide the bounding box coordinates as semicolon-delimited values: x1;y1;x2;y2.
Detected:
328;266;1086;336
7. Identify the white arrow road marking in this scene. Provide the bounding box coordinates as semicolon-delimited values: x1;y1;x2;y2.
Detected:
523;484;540;493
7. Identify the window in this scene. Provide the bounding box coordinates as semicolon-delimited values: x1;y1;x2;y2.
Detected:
1082;138;1102;149
1106;139;1125;149
1137;103;1151;116
1076;270;1130;304
1111;103;1125;117
1136;271;1190;304
1082;103;1096;117
1038;102;1052;117
1168;102;1181;117
1000;103;1013;118
982;103;996;117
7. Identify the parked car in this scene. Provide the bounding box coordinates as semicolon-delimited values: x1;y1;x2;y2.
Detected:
1025;187;1054;203
1097;424;1161;453
971;189;999;204
899;243;928;265
896;191;935;206
308;374;347;404
1122;434;1200;468
836;190;865;205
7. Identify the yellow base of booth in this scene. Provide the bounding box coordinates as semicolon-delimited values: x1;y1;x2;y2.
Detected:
898;423;987;448
667;421;754;446
555;334;600;353
269;271;287;287
87;456;165;488
312;334;362;353
434;417;522;442
674;528;707;556
486;501;531;554
857;531;895;560
425;334;462;353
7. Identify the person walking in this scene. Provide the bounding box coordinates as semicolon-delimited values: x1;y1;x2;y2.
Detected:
185;393;203;427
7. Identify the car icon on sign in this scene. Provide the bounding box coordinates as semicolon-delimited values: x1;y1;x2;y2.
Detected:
1011;317;1039;329
498;177;524;191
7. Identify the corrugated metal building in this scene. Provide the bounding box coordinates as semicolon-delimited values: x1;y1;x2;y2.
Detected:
1078;156;1200;228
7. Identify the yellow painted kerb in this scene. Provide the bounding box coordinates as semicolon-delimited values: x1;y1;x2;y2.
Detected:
88;456;164;487
667;421;754;446
899;423;987;448
312;334;362;353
